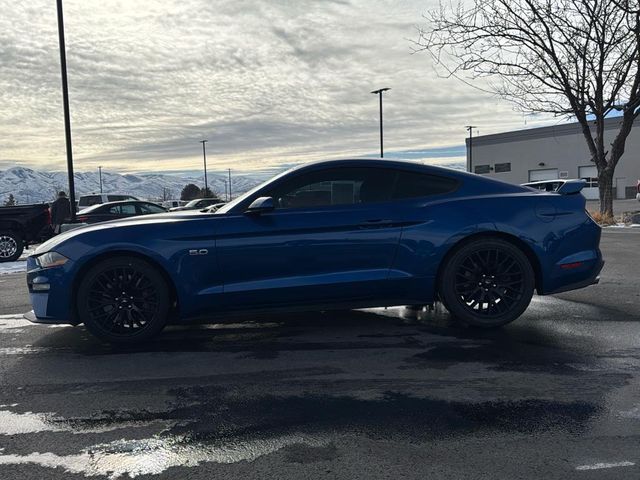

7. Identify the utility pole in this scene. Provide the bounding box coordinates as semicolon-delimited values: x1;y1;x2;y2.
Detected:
200;140;209;196
228;168;232;200
98;166;103;193
371;88;390;158
56;0;76;219
465;126;476;173
222;179;228;202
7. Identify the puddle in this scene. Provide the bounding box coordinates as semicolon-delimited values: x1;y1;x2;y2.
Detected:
0;433;327;479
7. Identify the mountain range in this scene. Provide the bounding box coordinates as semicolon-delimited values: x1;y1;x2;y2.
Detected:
0;167;273;204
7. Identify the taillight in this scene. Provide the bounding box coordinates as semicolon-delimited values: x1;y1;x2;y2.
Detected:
46;208;52;225
76;216;88;222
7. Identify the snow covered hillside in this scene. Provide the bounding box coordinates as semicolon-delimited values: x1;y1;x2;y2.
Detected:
0;167;269;204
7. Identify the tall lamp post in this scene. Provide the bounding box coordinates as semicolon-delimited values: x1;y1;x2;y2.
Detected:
465;126;476;173
371;88;390;158
200;140;209;196
98;166;103;193
56;0;76;219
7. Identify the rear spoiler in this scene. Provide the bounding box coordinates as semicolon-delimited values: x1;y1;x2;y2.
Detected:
522;179;586;195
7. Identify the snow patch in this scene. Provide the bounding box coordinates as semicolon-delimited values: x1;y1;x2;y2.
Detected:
0;433;327;479
575;461;635;470
0;261;26;275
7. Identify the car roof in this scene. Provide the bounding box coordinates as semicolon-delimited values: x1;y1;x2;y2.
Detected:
280;158;521;187
79;200;156;213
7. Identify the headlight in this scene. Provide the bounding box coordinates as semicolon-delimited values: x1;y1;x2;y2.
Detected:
36;251;69;269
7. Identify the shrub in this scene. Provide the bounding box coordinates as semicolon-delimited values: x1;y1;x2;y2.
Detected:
588;210;617;226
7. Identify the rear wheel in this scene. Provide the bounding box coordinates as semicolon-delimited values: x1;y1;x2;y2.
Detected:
439;238;535;328
77;256;170;343
0;231;24;263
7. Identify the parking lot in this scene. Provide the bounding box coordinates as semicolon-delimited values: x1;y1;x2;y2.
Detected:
0;229;638;479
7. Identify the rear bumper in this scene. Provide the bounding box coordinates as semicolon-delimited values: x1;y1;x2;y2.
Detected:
544;258;604;295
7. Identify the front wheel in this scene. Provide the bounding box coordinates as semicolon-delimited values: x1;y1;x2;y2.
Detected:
439;238;535;328
77;256;170;343
0;231;24;263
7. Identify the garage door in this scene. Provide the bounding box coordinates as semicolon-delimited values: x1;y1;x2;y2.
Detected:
579;166;599;200
529;169;559;182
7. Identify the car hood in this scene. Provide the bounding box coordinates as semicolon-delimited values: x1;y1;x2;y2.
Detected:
34;210;212;256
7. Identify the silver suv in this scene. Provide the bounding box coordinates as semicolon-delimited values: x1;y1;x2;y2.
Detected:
77;194;140;209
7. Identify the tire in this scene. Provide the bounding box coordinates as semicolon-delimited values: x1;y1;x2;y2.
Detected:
0;231;24;263
77;256;170;343
439;238;535;328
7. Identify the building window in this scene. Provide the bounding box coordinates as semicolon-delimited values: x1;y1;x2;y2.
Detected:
474;165;491;174
494;162;511;173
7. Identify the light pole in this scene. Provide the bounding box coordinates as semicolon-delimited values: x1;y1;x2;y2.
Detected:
200;140;209;197
371;88;390;158
98;166;103;193
465;126;476;173
56;0;76;219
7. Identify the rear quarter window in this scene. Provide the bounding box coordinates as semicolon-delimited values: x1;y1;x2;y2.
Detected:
108;195;134;202
393;172;459;199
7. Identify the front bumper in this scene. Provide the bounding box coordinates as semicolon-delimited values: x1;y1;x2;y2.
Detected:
26;256;77;324
23;310;72;325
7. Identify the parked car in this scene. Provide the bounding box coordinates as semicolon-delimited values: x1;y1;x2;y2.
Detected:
26;159;603;343
75;201;167;224
636;179;639;201
161;200;188;209
169;198;220;211
0;204;52;262
77;193;139;209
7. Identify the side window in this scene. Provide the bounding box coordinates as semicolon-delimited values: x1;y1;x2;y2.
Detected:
108;195;132;202
393;171;459;199
108;206;121;214
474;165;491;174
81;195;101;207
120;204;137;215
267;167;395;209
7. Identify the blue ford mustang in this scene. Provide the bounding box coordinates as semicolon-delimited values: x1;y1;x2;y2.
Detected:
26;159;603;343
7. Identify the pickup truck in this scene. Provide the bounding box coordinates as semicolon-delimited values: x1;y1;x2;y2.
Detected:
0;204;52;262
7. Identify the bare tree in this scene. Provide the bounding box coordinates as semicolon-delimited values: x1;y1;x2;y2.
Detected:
416;0;640;217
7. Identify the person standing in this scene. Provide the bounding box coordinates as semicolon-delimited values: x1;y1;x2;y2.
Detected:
50;191;71;234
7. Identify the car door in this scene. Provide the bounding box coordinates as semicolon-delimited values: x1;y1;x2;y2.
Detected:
215;166;404;310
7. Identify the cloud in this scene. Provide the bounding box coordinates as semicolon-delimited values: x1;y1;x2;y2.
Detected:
0;0;557;174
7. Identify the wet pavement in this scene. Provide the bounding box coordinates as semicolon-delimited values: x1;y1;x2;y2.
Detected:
0;229;639;479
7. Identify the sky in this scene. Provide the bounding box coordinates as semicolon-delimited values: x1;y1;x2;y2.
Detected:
0;0;558;175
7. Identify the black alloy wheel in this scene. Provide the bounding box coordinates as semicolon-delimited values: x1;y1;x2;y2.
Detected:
77;256;170;343
439;238;535;328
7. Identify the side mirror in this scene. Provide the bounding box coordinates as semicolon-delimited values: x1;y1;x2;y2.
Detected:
245;196;275;215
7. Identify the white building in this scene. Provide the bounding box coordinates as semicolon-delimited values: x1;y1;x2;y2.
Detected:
466;117;640;200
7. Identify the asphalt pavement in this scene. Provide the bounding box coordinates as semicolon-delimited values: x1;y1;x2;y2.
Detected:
0;229;639;479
